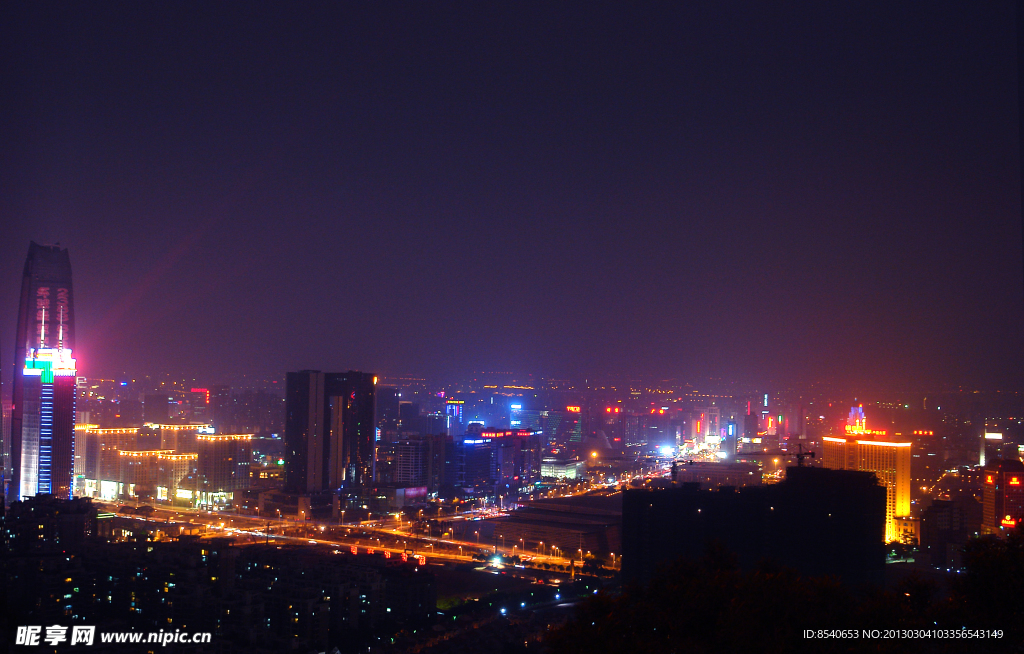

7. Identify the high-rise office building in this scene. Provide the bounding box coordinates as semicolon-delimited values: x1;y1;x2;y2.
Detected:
209;384;232;432
980;432;1007;467
2;402;12;496
822;408;910;543
722;420;738;458
74;426;138;499
742;406;761;452
444;400;464;436
375;387;401;440
393;438;446;489
980;459;1024;537
11;242;77;502
285;370;376;494
118;450;167;499
196;434;252;495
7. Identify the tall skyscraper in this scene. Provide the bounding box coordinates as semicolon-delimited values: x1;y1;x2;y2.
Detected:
11;242;77;502
375;386;401;443
285;370;376;494
2;402;12;497
980;459;1024;537
822;407;910;543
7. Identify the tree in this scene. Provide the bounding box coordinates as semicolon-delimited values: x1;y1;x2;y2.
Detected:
582;555;606;575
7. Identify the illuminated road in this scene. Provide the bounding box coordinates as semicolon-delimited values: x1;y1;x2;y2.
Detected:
103;501;615;570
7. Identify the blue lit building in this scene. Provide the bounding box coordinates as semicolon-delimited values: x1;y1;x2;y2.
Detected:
11;242;77;502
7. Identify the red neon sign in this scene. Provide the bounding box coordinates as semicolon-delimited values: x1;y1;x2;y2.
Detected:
1001;516;1017;527
566;406;581;413
1010;477;1021;486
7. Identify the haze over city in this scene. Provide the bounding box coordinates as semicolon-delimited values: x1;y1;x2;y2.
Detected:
2;1;1020;394
3;4;1024;653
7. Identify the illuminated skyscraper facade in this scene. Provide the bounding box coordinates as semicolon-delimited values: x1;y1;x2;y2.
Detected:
981;459;1024;536
822;408;910;543
197;434;252;493
11;242;77;502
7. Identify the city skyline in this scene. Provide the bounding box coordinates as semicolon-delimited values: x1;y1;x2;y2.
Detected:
4;4;1023;651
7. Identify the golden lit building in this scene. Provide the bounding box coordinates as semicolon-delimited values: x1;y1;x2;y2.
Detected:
190;434;252;509
822;407;911;542
118;450;170;498
73;426;140;499
145;422;212;453
157;452;198;502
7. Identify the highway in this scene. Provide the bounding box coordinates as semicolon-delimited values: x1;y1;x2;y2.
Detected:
103;501;587;569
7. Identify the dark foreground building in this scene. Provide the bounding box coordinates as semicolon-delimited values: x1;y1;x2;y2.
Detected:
11;242;77;502
622;466;886;586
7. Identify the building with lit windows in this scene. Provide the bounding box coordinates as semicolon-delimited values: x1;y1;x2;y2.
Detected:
822;408;910;542
146;423;213;453
15;328;78;501
979;432;1015;467
394;437;429;486
541;457;586;480
157;452;197;503
73;426;139;498
118;449;168;498
2;402;12;494
197;434;252;493
11;242;77;503
981;459;1024;537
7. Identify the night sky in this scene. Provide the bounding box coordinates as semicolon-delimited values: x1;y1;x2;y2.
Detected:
2;2;1020;393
